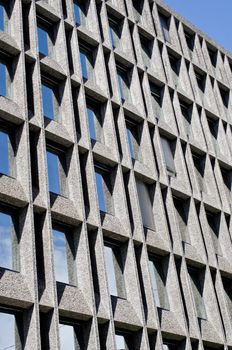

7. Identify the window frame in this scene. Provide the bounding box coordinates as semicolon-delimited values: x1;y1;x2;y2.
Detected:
41;77;61;122
148;254;170;310
116;64;131;103
0;204;20;272
94;164;114;215
104;238;127;299
37;16;55;58
86;97;104;143
46;143;68;197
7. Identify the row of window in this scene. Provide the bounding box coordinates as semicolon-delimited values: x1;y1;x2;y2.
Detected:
0;305;218;350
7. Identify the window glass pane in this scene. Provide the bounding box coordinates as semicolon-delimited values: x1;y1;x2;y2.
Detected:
37;26;49;56
73;2;81;26
149;260;162;307
126;128;135;159
0;312;16;349
136;180;155;229
46;151;60;194
117;73;125;101
104;245;118;296
59;324;75;350
0;62;7;97
0;130;9;175
42;84;55;120
95;171;106;212
87;107;97;140
0;212;15;270
115;334;126;350
52;229;69;284
0;5;5;32
80;51;88;80
160;137;175;173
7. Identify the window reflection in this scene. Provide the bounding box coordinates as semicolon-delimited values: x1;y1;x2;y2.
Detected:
0;312;16;350
0;211;18;271
52;229;69;284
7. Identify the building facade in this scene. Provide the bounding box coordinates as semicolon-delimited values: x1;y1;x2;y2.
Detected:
0;0;232;349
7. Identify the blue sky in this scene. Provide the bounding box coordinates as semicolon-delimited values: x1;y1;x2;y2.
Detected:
162;0;232;53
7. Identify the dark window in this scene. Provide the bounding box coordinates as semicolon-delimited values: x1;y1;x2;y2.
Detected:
207;115;218;140
159;13;171;42
219;86;229;108
169;53;180;76
221;166;232;192
179;99;192;129
184;30;195;51
207;46;217;67
139;33;152;66
194;69;206;93
150;82;163;114
136;179;155;230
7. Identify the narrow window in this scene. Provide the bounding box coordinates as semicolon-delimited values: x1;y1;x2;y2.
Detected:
42;81;60;121
46;147;67;196
207;46;217;67
149;255;169;310
132;0;143;22
219;86;229;108
179;99;192;133
79;44;94;81
37;19;54;57
207;115;218;140
115;331;133;350
206;211;222;256
52;226;76;285
0;3;9;33
221;166;232;197
0;310;22;350
169;53;180;81
139;33;152;67
150;82;163;117
192;152;206;192
0;128;14;177
108;15;122;49
0;59;12;98
104;240;126;298
136;179;155;230
0;209;19;271
95;165;113;214
188;266;207;319
125;118;140;160
159;13;171;43
194;69;206;93
73;0;86;27
160;137;176;175
86;98;104;142
184;30;195;51
173;197;191;244
116;64;131;102
59;320;86;350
